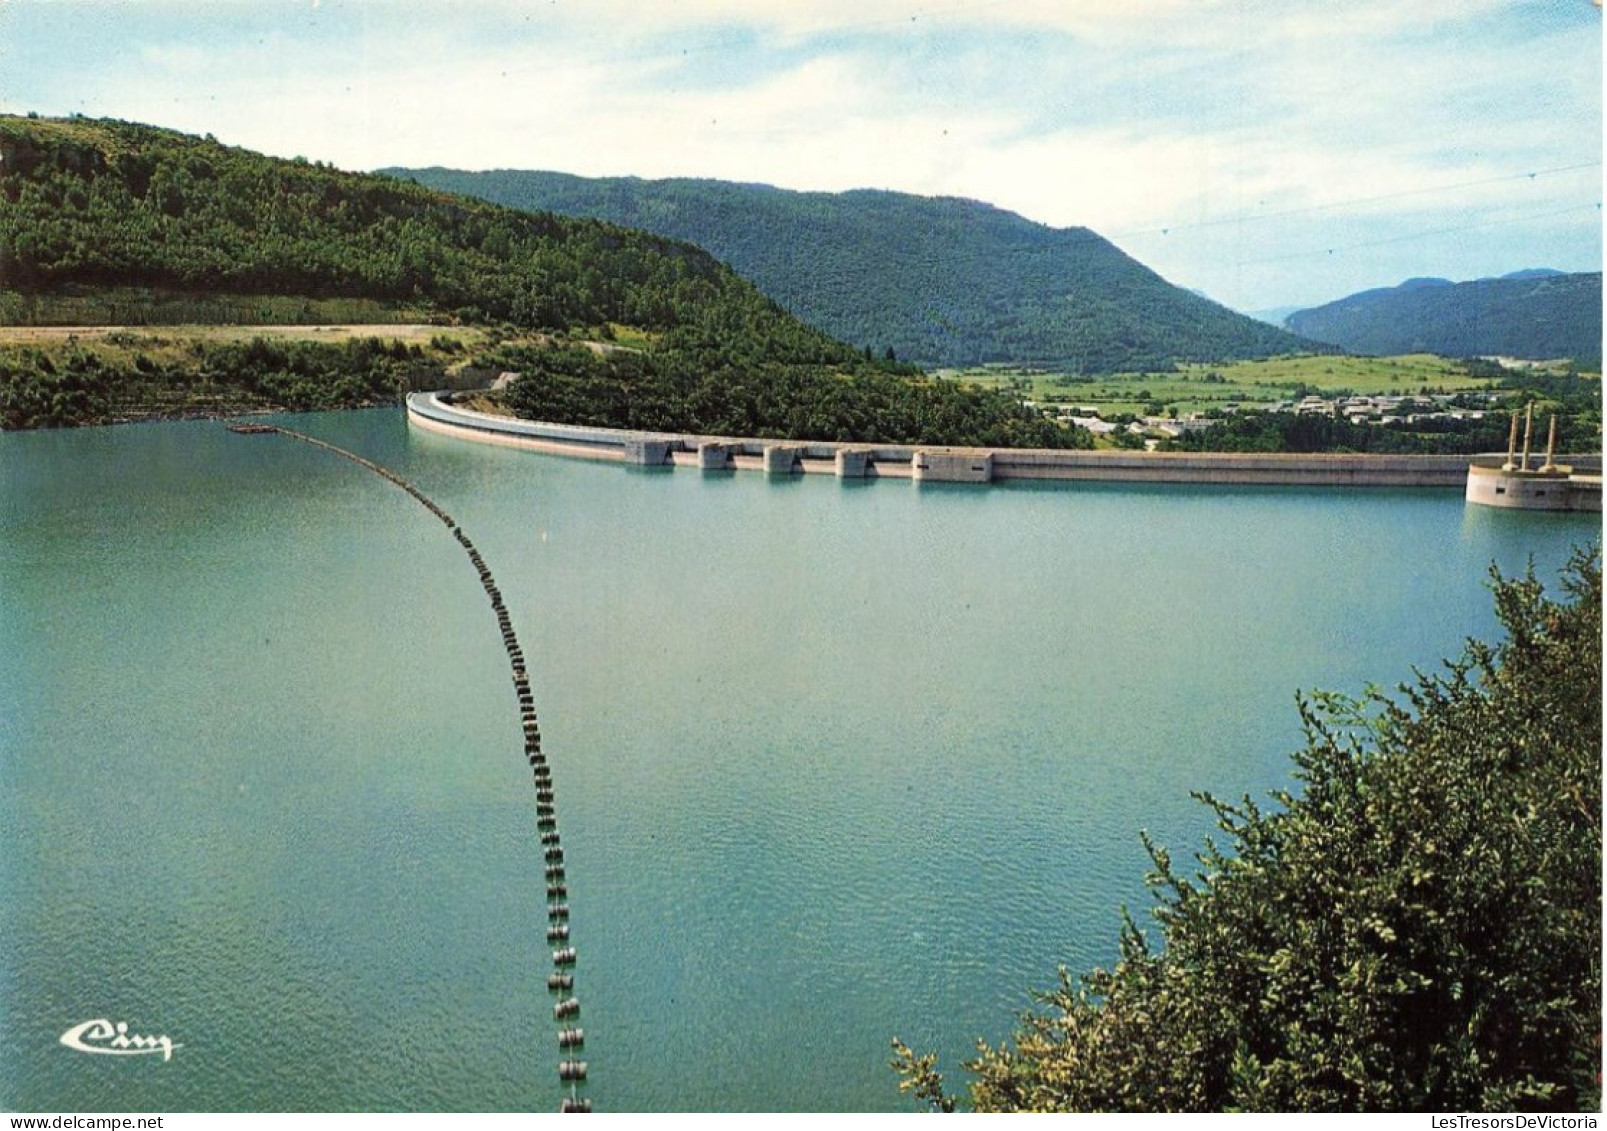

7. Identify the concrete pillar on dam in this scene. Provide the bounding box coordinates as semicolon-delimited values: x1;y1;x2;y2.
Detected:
835;448;873;478
697;442;733;471
623;436;673;466
912;450;993;483
763;444;803;475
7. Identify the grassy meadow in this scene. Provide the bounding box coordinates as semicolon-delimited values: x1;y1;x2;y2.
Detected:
947;353;1507;417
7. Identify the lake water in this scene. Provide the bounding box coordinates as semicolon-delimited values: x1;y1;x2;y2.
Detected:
1;409;1596;1112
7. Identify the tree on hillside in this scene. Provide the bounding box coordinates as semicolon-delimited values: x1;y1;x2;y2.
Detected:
895;547;1602;1112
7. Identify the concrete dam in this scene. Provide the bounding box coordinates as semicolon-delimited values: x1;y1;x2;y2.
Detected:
406;392;1496;489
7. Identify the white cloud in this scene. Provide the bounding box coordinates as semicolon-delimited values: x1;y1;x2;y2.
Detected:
498;0;1523;51
1;0;1596;308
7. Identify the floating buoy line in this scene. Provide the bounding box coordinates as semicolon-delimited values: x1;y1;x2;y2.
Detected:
227;421;592;1113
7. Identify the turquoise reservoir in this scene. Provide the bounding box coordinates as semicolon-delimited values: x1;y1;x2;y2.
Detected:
1;410;1596;1111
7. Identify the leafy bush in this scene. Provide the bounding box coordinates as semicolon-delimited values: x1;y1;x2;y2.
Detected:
896;548;1601;1112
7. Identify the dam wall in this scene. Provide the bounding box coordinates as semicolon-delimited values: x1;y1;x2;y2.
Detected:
914;450;994;483
990;448;1474;487
406;393;1523;490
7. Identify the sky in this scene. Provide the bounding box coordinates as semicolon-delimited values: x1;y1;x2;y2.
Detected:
0;0;1600;312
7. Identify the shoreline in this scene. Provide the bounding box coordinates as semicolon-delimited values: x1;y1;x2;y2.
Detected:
0;398;398;431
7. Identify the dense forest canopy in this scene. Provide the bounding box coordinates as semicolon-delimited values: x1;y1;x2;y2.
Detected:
897;548;1602;1112
490;339;1086;448
384;167;1325;373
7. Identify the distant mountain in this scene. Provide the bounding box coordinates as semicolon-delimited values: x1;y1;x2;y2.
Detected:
1500;268;1565;281
1286;273;1602;367
1395;277;1456;292
1246;305;1304;327
382;168;1319;373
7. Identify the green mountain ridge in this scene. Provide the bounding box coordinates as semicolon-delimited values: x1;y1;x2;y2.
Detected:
0;115;853;368
381;167;1322;373
0;116;1076;447
1286;273;1603;367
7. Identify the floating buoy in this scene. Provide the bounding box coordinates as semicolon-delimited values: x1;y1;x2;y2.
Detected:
560;1097;592;1113
558;1027;584;1049
230;430;582;1066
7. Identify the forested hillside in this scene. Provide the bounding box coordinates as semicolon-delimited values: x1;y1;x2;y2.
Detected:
0;115;852;366
0;116;1079;445
1286;273;1602;367
483;336;1081;448
383;168;1319;373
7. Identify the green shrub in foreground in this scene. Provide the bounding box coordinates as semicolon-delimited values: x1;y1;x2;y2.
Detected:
896;547;1602;1112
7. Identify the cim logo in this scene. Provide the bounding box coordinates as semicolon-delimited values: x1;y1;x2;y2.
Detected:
60;1018;179;1062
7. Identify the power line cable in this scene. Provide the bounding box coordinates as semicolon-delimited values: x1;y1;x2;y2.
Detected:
1235;201;1602;267
1111;163;1602;241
